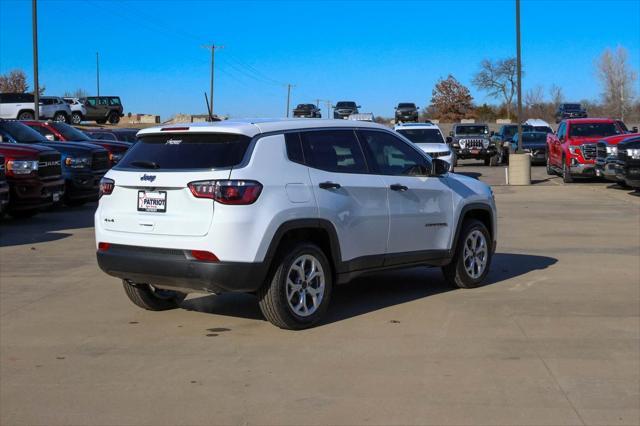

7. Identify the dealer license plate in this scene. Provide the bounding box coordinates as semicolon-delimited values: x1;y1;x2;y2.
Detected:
137;190;167;213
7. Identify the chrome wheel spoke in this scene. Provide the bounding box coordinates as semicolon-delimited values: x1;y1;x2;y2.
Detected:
286;254;325;317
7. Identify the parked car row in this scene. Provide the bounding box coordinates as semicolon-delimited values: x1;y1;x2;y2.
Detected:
0;119;132;218
0;93;124;125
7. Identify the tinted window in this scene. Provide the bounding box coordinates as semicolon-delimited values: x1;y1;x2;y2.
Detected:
108;97;121;106
358;130;429;176
563;104;581;110
300;130;367;173
98;98;108;106
557;122;566;140
0;93;33;103
50;122;91;141
397;103;415;108
516;132;547;143
119;133;251;170
534;126;553;133
335;102;356;108
284;133;304;164
29;125;58;140
86;98;97;106
397;128;444;144
569;123;619;138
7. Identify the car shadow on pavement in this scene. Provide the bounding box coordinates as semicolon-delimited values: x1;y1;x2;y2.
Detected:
0;204;96;247
181;252;558;326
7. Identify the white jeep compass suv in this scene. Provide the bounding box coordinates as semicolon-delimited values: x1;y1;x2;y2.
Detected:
96;119;497;329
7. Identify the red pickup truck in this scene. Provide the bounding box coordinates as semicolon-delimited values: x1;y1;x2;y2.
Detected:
0;143;65;218
546;118;623;183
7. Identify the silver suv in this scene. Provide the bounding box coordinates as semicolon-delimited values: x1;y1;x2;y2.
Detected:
96;119;497;329
0;93;71;122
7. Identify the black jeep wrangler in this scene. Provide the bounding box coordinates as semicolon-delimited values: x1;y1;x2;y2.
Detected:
448;123;498;166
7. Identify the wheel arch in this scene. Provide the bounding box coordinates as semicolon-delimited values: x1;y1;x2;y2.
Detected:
451;203;495;255
16;109;35;119
263;219;342;276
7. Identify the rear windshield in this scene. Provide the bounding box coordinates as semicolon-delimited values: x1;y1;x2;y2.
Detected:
534;126;553;133
569;123;619;138
119;133;251;170
516;132;547;143
0;121;48;143
456;125;489;135
397;129;444;144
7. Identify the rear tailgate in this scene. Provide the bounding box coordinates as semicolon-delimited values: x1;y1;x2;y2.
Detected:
99;169;230;236
99;131;251;237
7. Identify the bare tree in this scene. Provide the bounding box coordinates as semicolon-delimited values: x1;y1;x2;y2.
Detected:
428;75;474;122
63;88;89;98
524;86;546;119
472;58;517;119
0;69;29;93
596;46;638;121
549;84;564;107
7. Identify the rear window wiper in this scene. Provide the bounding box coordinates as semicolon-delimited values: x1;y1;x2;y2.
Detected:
130;160;160;169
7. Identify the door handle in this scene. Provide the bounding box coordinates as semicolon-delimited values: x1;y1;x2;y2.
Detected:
390;184;408;192
319;181;341;190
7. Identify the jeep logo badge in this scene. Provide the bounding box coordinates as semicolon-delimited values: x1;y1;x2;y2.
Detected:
140;174;156;182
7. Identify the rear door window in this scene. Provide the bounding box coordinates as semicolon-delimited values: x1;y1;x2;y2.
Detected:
358;130;430;176
300;130;368;173
119;132;252;170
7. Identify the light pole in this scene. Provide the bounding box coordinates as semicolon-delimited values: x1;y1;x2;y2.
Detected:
515;0;523;153
96;52;100;96
32;0;39;119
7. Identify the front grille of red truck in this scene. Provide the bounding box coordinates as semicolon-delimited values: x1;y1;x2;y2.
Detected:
581;143;597;160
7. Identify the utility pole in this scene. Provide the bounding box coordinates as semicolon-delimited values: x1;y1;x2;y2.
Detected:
32;0;39;120
325;100;332;119
96;52;100;96
315;99;321;108
515;0;523;153
202;44;223;115
285;84;295;117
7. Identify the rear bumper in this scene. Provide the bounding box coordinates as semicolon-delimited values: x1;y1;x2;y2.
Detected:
97;244;268;294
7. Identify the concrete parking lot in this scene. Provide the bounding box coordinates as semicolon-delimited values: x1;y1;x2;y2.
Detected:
1;163;639;426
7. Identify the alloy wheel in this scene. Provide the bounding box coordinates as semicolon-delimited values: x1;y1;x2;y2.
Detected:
286;254;325;317
463;230;488;279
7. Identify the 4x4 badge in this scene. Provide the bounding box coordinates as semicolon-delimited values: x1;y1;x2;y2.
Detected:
140;174;156;182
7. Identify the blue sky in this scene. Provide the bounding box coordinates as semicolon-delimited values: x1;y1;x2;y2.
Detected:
1;0;639;119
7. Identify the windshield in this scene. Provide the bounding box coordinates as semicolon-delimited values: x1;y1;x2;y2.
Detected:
563;104;581;111
503;125;533;138
120;133;251;170
398;103;415;109
336;102;356;108
534;126;553;133
397;129;444;144
456;125;488;135
569;123;619;138
50;122;91;141
515;132;547;143
0;121;48;143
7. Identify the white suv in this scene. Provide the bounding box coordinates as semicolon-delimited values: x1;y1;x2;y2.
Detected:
0;93;71;122
96;119;496;329
394;122;456;171
62;97;88;124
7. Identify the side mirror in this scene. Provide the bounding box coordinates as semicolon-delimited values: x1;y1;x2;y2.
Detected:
446;136;453;144
432;159;450;176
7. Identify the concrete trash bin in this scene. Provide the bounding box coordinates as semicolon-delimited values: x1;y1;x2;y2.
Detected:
508;153;531;185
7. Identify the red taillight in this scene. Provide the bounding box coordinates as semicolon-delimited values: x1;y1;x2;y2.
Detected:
98;242;111;252
99;177;114;198
188;180;262;205
190;250;219;262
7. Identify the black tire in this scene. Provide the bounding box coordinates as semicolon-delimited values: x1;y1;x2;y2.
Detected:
562;158;574;183
489;155;498;167
122;280;186;311
96;119;107;124
71;112;83;125
483;157;490;166
442;219;492;289
258;242;333;330
17;110;34;120
108;112;120;124
8;209;39;219
546;153;555;175
53;112;68;123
